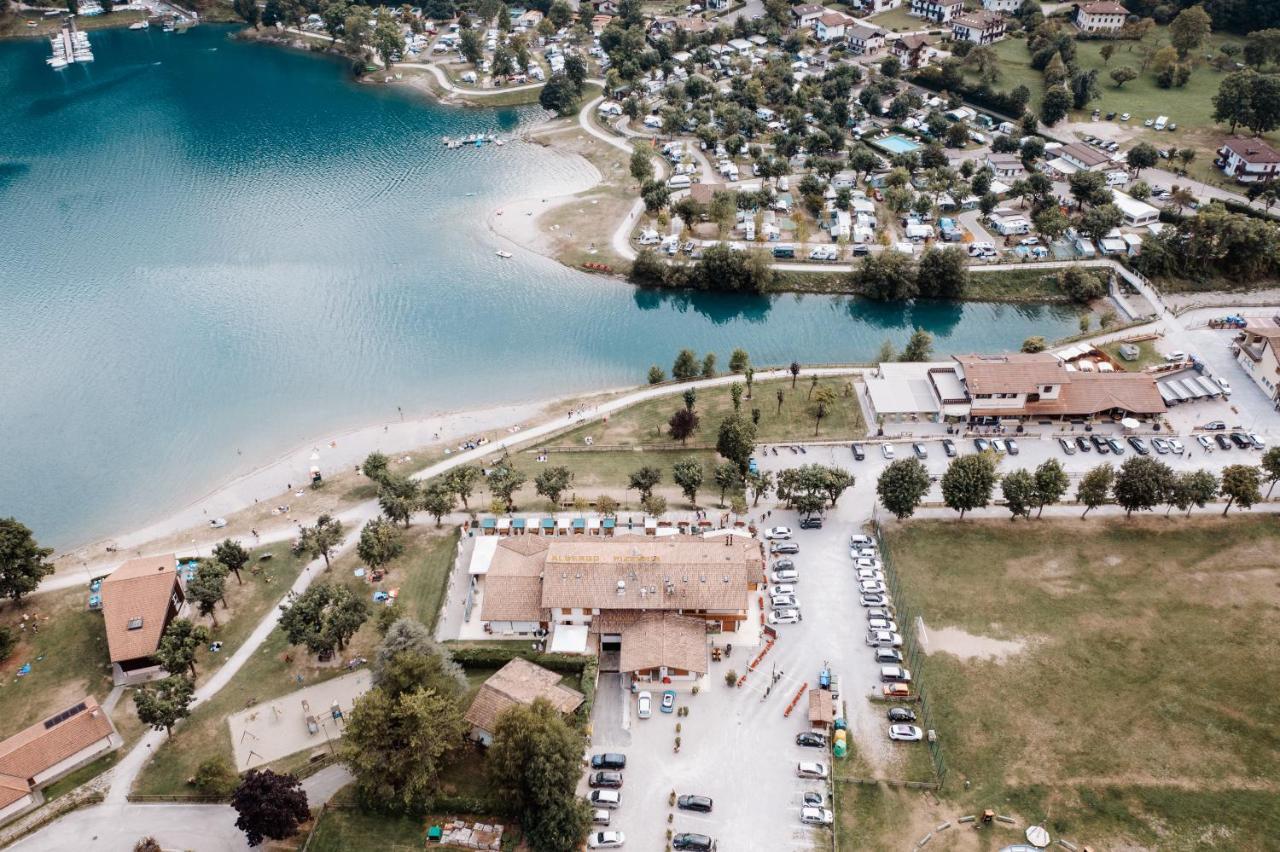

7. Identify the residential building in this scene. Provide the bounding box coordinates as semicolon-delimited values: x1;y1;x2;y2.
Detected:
815;10;856;41
647;15;712;43
0;697;120;823
985;153;1026;180
100;554;186;685
1057;141;1114;172
1110;189;1159;227
464;658;584;745
847;24;887;54
1216;137;1280;184
982;0;1023;10
951;11;1007;44
706;0;729;9
909;0;963;23
475;534;765;680
954;352;1166;420
791;3;825;28
890;34;934;69
1234;326;1280;407
860;0;902;11
1073;0;1127;32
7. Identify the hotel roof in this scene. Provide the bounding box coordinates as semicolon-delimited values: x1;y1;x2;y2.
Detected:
100;554;178;663
0;696;114;808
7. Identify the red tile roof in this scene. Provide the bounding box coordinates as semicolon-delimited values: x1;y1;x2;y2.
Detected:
101;554;180;663
1221;137;1280;165
0;696;115;804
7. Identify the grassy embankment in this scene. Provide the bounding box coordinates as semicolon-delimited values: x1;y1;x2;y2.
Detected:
131;528;458;795
773;265;1088;304
839;518;1280;850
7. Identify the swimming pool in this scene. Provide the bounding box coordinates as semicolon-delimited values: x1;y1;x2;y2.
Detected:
871;134;922;155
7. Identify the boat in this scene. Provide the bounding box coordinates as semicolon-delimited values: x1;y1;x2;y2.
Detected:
129;19;149;29
496;250;512;259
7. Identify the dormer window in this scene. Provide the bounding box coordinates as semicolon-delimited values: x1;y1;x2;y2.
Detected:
127;617;143;630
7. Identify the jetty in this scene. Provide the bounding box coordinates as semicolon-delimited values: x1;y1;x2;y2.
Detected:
47;17;93;69
442;133;499;150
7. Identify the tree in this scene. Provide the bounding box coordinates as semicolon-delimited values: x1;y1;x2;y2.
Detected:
1170;4;1212;58
487;457;528;511
810;387;836;436
899;328;934;362
459;28;484;65
188;561;228;627
211;539;250;585
713;461;740;506
1001;469;1036;519
745;470;773;507
701;353;717;378
341;684;465;811
629;148;652;184
1069;170;1111;209
1034;207;1070;242
278;583;371;655
342;7;370;54
916;246;968;299
487;699;591;852
1031;458;1069;517
876;458;930;520
1214;70;1258;133
790;361;801;388
1220;464;1261;514
420;482;456;526
358;517;404;573
716;415;757;476
1022;336;1047;353
362;451;390;484
135;675;194;737
1262;446;1280;496
539;72;581;115
231;770;310;847
729;348;750;373
776;387;785;415
1040;86;1071;126
941;453;998;518
372;618;465;699
1110;65;1138;88
372;9;404;68
673;349;700;380
444;465;483;509
0;518;54;605
667;408;700;445
1079;203;1124;243
379;475;420;528
548;0;572;28
1126;142;1159;176
647;365;665;384
234;0;260;26
155;619;210;679
1100;43;1116;64
534;466;575;506
1077;463;1114;517
683;388;697;412
672;459;704;505
849;251;917;301
193;756;239;798
321;0;347;40
627;465;662;500
641;493;668;515
1179;469;1220;514
1113;456;1173;517
1069;69;1101;110
1058;266;1107;302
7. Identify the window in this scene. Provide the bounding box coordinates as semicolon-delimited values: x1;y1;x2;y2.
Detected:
1043;386;1054;393
127;617;143;630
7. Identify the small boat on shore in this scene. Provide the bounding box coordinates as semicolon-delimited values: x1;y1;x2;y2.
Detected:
496;250;512;259
129;19;149;29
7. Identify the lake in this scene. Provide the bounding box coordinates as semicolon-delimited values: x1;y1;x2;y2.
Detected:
0;25;1078;548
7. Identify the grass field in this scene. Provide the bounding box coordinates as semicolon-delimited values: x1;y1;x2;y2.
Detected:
132;528;459;795
883;517;1280;849
1100;338;1163;371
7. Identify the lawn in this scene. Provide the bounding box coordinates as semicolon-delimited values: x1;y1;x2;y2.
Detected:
132;527;460;796
1100;338;1163;371
504;448;723;511
866;5;927;33
883;517;1280;849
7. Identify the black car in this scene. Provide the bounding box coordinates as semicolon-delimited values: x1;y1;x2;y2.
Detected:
1107;437;1125;454
677;794;714;813
796;732;828;748
799;517;823;530
851;443;866;461
1076;436;1091;452
803;791;824;807
942;438;957;458
590;753;626;770
672;833;716;851
1091;434;1110;454
887;707;917;723
1215;433;1232;450
1230;432;1251;448
590;771;623;788
1127;436;1149;455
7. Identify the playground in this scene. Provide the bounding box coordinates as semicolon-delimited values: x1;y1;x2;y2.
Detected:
227;669;372;771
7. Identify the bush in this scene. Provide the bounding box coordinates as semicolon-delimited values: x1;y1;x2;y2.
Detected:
192;756;239;798
1058;267;1108;302
0;626;14;664
724;669;738;687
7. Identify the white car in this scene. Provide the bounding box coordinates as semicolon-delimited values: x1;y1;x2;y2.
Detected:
637;691;652;719
859;579;886;593
880;665;912;683
854;557;880;568
857;570;885;583
849;534;874;548
1169;438;1185;454
587;830;626;848
796;761;828;779
800;806;834;826
866;630;903;648
889;725;923;742
1165;350;1187;362
771;568;799;583
1217;377;1232;394
770;594;798;608
209;517;228;529
769;584;796;598
764;526;793;540
867;618;898;632
854;547;877;559
769;609;801;625
881;443;895;460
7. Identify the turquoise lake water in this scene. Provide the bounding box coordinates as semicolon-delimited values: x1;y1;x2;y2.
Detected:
0;26;1078;548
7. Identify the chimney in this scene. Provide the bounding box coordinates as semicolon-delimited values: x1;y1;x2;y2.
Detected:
616;580;626;596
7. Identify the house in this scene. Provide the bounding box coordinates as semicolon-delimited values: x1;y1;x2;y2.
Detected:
1058;141;1113;172
864;361;971;422
808;688;835;733
982;0;1023;10
909;0;964;23
1073;0;1127;32
847;24;886;54
1216;137;1280;184
476;534;765;681
860;0;902;10
727;37;753;54
891;34;934;69
954;352;1166;420
1110;189;1159;227
1234;326;1280;407
985;153;1025;180
706;0;729;9
791;3;825;28
100;554;186;685
814;10;856;42
464;658;584;745
951;11;1006;44
647;15;712;43
0;697;120;824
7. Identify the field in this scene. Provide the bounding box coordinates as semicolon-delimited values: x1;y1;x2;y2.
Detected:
132;527;459;796
875;517;1280;850
1100;338;1163;371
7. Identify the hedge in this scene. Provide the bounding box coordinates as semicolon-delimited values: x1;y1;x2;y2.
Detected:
448;646;593;673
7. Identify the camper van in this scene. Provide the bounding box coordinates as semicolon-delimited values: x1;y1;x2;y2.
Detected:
772;243;796;259
1153;115;1168;130
667;174;692;189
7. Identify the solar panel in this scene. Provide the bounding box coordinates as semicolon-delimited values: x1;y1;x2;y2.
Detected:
43;702;87;730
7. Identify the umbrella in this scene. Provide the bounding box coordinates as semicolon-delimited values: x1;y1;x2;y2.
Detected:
1120;417;1140;430
1025;825;1051;848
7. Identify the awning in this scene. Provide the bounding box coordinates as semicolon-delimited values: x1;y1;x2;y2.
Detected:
602;518;616;529
512;518;527;529
572;518;586;529
541;518;555;529
480;518;497;529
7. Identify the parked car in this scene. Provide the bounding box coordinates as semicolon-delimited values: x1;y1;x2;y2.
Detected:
874;648;903;664
799;516;823;529
676;795;713;813
859;580;886;594
866;630;903;648
769;609;802;625
587;830;626;848
889;724;924;742
771;594;799;609
1169;438;1185;454
857;570;885;583
802;791;824;807
1203;421;1227;431
771;542;800;555
1217;377;1232;395
592;809;611;825
590;771;624;789
796;731;828;748
671;833;715;851
860;593;890;607
1249;433;1266;450
796;762;828;779
1230;432;1251;448
887;707;917;722
851;443;866;460
591;754;626;770
769;585;796;600
912;442;928;459
800;806;834;826
991;438;1007;454
882;683;912;698
773;558;796;571
1215;433;1232;450
1151;437;1170;454
1128;436;1149;455
867;618;899;633
880;666;912;683
209;517;228;529
881;442;895;460
1006;438;1020;455
589;789;621;808
765;526;793;540
1166;351;1187;362
1106;437;1125;454
942;438;957;457
850;534;874;548
865;607;895;621
771;568;799;583
1091;434;1110;454
1058;437;1076;455
1076;435;1091;452
637;692;652;719
661;690;676;714
1197;434;1213;450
